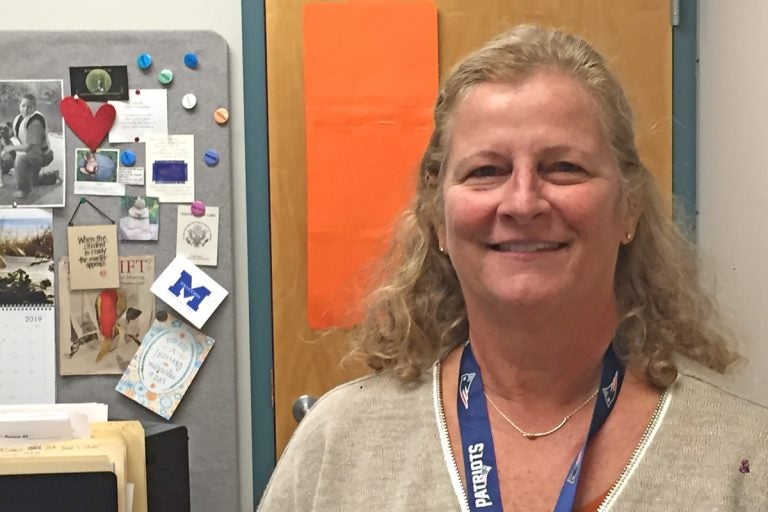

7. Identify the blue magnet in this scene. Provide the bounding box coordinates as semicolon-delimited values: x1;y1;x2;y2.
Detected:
137;53;153;70
203;149;219;167
184;52;199;69
120;150;137;167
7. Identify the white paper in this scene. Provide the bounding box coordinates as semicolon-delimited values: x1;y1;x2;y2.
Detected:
0;411;89;445
0;403;108;422
145;135;195;203
177;206;219;266
109;89;168;143
117;166;145;186
150;255;228;329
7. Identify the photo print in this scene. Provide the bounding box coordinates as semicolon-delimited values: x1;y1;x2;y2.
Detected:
74;147;125;196
119;195;159;241
0;208;54;305
0;80;65;207
69;66;129;102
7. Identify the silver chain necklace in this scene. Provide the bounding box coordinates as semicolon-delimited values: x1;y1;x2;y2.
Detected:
485;388;599;439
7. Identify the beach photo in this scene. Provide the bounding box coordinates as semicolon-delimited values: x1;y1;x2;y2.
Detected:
0;208;54;304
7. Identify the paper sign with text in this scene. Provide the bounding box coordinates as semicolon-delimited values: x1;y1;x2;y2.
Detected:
150;255;227;329
66;224;120;290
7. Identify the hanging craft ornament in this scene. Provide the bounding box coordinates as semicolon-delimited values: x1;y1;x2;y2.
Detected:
59;96;116;152
66;198;120;290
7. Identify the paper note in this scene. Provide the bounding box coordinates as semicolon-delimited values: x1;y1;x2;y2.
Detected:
145;135;195;203
116;313;215;420
304;0;438;328
117;166;145;186
67;224;120;290
109;89;168;143
150;255;227;329
176;205;219;266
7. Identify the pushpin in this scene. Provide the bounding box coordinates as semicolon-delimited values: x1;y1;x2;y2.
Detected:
137;53;153;70
203;149;219;167
182;93;197;110
184;52;200;69
120;150;137;167
213;107;229;125
158;69;174;85
190;200;206;217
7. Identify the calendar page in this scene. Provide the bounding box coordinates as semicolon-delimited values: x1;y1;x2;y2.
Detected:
0;307;55;403
0;208;56;404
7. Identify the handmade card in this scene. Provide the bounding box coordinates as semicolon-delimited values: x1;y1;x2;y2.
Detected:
150;255;227;329
176;205;218;266
115;312;215;420
66;224;120;290
59;256;155;375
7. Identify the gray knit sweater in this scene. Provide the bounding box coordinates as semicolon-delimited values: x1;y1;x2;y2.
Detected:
258;359;768;511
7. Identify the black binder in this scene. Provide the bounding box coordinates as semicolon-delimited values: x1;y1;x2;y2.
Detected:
0;471;118;512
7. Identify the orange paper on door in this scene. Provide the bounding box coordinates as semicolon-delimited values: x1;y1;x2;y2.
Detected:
304;0;438;329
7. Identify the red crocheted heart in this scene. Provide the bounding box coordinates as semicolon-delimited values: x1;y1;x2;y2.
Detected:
59;96;116;152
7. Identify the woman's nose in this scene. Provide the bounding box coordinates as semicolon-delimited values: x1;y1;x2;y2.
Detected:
497;167;550;223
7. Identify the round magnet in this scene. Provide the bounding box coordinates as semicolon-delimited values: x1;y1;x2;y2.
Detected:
190;200;206;217
120;150;137;167
213;107;229;125
203;149;219;167
158;68;174;85
181;93;197;110
137;53;153;70
184;52;199;69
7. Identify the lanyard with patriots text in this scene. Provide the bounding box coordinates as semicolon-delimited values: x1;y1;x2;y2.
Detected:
457;342;625;512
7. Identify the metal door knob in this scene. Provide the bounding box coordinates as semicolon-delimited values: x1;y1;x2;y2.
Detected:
292;395;318;422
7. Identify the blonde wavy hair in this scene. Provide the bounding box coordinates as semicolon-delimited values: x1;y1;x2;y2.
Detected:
348;25;738;387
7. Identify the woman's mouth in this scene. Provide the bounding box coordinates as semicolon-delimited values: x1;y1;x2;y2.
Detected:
489;241;567;253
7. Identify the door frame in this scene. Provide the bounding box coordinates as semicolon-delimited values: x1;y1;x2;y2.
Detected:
242;0;699;501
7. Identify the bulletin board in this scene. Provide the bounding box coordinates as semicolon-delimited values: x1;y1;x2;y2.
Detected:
0;31;239;511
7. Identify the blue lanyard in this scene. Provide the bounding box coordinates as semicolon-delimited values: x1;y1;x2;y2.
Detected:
457;342;624;512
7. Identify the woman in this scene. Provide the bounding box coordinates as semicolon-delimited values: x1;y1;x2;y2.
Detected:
0;93;57;199
259;26;768;510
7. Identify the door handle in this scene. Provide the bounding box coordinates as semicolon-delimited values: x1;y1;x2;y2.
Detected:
292;395;318;422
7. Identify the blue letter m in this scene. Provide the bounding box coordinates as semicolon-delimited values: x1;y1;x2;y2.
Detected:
168;271;212;311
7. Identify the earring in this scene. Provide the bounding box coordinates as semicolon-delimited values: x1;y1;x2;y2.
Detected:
625;232;633;243
438;245;445;253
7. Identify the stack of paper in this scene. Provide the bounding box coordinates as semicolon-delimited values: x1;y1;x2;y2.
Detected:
0;404;147;512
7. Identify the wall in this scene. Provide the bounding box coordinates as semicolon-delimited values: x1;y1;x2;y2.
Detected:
699;1;768;402
2;1;254;510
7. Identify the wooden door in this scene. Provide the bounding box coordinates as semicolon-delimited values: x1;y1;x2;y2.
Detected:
265;0;672;455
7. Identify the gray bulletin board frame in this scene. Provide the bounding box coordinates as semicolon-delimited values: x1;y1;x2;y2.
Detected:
0;31;239;511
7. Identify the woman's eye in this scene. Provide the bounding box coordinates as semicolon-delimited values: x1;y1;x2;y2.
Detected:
550;161;584;174
467;166;501;178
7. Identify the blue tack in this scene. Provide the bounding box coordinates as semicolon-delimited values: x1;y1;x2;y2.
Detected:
120;150;137;167
184;52;200;69
203;149;219;167
137;53;152;70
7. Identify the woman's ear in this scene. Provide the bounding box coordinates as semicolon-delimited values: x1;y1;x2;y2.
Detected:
622;195;641;244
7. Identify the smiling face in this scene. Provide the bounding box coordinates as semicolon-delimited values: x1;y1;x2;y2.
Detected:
19;97;36;118
438;70;636;317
